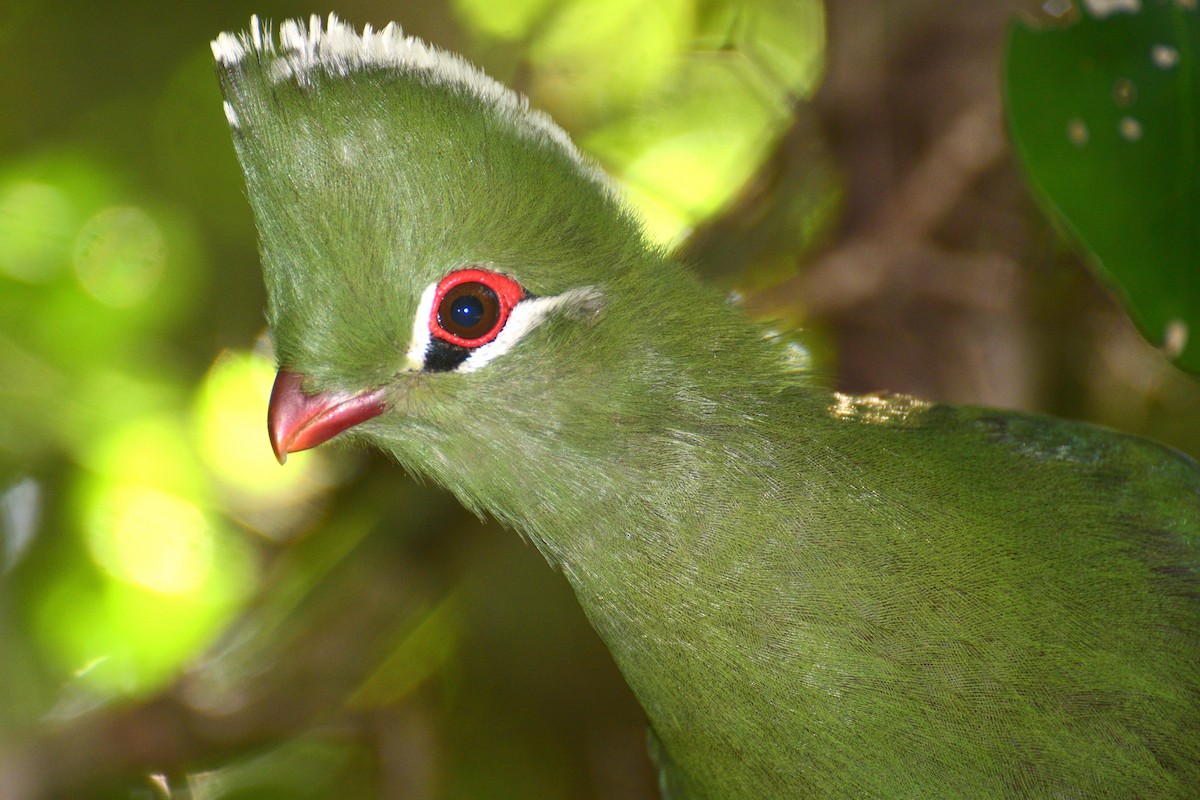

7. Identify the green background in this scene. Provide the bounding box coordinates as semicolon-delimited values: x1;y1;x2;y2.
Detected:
1;2;1197;798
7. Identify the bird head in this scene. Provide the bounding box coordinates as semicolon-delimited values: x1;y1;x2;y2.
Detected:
214;16;652;461
213;15;791;545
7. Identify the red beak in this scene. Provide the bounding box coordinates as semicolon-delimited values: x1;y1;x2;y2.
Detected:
268;371;388;464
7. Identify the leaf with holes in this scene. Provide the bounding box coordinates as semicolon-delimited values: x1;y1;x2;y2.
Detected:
1005;3;1200;373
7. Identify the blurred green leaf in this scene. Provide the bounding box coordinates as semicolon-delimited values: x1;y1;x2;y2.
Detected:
453;0;557;40
1005;3;1200;372
528;0;692;126
456;0;826;248
348;591;461;710
184;737;376;800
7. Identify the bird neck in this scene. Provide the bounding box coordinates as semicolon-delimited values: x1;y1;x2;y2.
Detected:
418;264;820;575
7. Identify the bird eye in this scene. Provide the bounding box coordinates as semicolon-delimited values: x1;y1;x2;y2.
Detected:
430;268;525;347
440;282;498;339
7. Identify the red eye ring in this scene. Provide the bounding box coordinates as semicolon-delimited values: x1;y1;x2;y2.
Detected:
429;268;525;348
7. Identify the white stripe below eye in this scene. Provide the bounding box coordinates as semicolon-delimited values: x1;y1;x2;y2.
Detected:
404;283;601;374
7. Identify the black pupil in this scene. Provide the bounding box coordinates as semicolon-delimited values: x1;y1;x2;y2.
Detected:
450;295;484;329
438;282;501;341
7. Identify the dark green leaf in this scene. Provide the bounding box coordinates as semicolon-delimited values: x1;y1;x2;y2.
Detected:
1005;4;1200;372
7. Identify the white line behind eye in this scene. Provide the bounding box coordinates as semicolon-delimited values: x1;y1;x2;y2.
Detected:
404;283;601;374
459;286;601;373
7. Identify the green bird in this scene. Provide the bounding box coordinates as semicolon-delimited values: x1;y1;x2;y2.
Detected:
213;15;1200;798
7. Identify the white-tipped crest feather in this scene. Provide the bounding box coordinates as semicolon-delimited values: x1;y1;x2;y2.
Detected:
212;13;609;190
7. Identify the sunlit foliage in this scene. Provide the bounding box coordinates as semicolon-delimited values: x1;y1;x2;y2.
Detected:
0;2;1196;798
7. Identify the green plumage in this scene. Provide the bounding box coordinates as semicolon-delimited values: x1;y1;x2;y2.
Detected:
214;16;1200;798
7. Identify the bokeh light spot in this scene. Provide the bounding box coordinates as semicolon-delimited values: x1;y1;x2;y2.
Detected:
195;349;323;499
72;206;165;307
82;415;205;497
454;0;555;40
0;180;74;282
530;0;690;126
85;483;213;594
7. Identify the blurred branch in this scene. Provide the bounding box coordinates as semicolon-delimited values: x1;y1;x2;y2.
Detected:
781;99;1012;318
682;1;1040;407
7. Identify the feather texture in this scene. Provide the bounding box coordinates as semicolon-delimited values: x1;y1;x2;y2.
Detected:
215;16;1200;798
